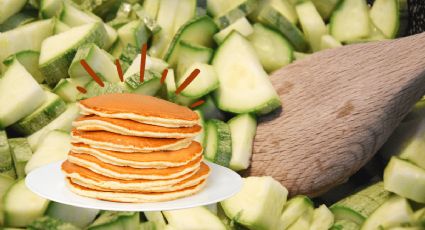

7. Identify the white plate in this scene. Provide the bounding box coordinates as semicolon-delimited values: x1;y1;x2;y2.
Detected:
26;160;242;211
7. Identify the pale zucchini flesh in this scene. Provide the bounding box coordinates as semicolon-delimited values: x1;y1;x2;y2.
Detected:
384;157;425;203
248;23;293;72
360;196;413;230
8;138;32;179
204;119;232;167
3;179;49;227
3;50;45;84
370;0;399;38
173;0;197;34
0;131;16;179
0;59;46;128
258;5;308;52
46;202;100;228
212;32;281;115
25;130;71;174
228;114;257;171
221;176;288;230
163;207;226;230
0;0;27;24
39;22;107;85
10;91;66;135
320;34;343;50
310;205;335;230
330;0;370;42
175;41;214;80
177;62;219;98
213;17;254;44
164;16;218;68
69;43;120;83
53;78;81;102
28;103;80;150
280;195;314;229
296;1;328;52
0;19;54;72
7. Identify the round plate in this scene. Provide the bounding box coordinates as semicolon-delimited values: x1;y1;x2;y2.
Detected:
25;160;242;211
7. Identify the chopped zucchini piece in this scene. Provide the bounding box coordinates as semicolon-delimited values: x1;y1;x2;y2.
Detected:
28;103;79;150
46;202;99;228
212;32;281;115
117;20;151;49
214;0;258;29
228;114;257;171
164;16;218;68
177;63;218;99
25;130;71;173
0;0;27;24
39;22;107;85
69;43;120;83
163;207;226;230
213;17;254;44
310;205;335;230
204;119;232;167
320;34;342;50
3;179;49;227
361;196;413;230
248;23;293;72
370;0;399;38
296;1;328;52
3;50;44;83
8;138;32;179
221;176;288;230
384;157;425;203
87;211;139;230
175;41;213;80
10;91;66;135
0;131;15;179
0;58;46;128
330;0;370;42
258;4;308;51
0;19;54;72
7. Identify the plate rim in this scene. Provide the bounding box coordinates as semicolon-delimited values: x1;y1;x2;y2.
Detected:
25;160;242;211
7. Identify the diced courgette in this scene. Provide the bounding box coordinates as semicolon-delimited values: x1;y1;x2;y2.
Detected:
0;58;46;128
212;32;281;115
39;22;107;85
8;138;32;179
204;119;232;167
221;176;288;230
10;91;66;135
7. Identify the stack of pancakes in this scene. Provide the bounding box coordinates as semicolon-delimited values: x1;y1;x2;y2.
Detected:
61;93;210;203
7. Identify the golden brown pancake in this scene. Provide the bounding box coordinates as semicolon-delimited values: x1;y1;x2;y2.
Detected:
73;115;201;138
63;161;210;192
71;129;192;152
68;153;203;180
66;178;207;203
78;94;199;127
71;142;203;168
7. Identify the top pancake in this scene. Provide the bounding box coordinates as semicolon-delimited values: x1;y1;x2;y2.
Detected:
73;115;201;138
79;94;199;127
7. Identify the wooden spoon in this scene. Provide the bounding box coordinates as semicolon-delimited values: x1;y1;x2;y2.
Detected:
247;32;425;197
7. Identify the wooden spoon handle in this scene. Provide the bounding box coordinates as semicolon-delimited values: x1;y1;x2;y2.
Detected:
249;32;425;196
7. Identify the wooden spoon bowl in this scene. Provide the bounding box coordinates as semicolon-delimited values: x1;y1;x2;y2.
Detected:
247;32;425;197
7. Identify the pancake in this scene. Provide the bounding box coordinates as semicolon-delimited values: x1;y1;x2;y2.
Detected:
67;153;203;180
71;142;203;168
73;115;201;138
71;130;191;152
79;94;199;127
66;178;206;203
63;161;210;192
